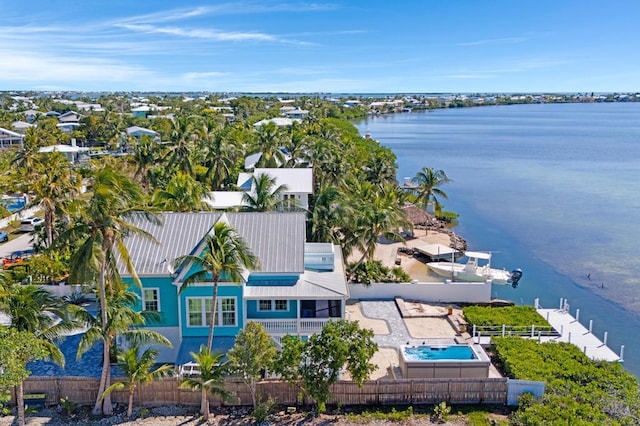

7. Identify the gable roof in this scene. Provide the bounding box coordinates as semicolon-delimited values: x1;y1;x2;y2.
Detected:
120;212;306;276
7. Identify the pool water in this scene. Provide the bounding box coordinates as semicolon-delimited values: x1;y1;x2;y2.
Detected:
0;197;26;212
403;345;477;361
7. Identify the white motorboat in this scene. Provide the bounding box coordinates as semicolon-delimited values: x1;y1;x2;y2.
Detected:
427;251;522;287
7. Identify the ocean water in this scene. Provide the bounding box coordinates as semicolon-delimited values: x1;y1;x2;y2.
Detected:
354;103;640;376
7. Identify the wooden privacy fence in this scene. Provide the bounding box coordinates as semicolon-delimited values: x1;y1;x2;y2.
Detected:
18;377;509;407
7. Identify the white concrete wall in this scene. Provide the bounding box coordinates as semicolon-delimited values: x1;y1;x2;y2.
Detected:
348;281;492;304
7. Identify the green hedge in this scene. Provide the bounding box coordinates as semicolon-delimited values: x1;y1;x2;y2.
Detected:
463;306;550;327
492;337;640;425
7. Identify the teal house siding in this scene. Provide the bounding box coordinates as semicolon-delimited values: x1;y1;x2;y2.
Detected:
124;276;179;327
179;284;243;338
246;300;298;319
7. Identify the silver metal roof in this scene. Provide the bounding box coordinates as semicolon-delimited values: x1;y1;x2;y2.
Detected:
243;246;348;300
119;212;306;276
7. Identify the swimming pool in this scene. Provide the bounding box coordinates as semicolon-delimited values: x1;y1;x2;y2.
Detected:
0;196;26;213
403;345;477;361
399;344;490;378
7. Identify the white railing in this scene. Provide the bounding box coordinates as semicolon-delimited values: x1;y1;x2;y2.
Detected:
252;318;331;335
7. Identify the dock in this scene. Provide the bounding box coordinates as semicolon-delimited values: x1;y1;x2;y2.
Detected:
536;308;621;362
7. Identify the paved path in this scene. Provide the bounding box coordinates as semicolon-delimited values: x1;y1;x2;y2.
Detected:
0;232;33;258
359;301;455;348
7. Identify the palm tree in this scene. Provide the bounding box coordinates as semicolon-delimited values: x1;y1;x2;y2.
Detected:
163;115;200;177
345;182;411;265
64;165;158;416
72;287;171;414
412;167;452;211
100;345;172;418
31;153;80;247
130;135;158;191
200;130;238;190
180;347;231;422
0;281;75;426
310;184;352;244
242;173;289;212
152;172;211;212
173;222;259;350
253;123;285;168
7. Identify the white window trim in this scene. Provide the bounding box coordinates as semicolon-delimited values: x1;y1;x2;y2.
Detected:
186;297;237;328
257;299;289;312
142;288;160;312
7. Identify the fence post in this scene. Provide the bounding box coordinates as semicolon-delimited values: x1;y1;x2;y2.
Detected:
531;324;535;338
620;345;625;362
534;298;539;309
538;330;541;342
568;332;572;344
502;324;505;337
575;309;580;322
559;298;563;309
589;320;593;333
604;331;608;346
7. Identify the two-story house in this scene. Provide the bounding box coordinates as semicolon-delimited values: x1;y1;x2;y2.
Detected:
120;212;348;364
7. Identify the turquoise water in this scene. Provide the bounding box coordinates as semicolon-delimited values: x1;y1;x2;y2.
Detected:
354;103;640;376
404;345;476;361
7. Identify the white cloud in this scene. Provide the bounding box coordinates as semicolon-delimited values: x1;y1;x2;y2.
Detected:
117;23;278;42
457;37;528;47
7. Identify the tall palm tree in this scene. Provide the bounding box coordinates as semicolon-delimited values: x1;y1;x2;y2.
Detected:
345;181;410;265
412;167;452;211
242;173;288;212
64;165;158;416
253;123;285;168
31;153;80;247
0;281;75;426
180;347;231;422
163;115;199;177
152;172;211;212
130;135;158;191
100;345;172;418
173;222;259;350
201;130;238;190
310;184;352;244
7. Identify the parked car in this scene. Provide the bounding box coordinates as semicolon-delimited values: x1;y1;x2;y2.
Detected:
0;231;8;243
19;217;44;232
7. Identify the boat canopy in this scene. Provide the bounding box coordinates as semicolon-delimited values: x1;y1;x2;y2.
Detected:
464;251;492;260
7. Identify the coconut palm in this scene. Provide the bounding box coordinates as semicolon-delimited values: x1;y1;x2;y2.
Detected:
253;123;285;168
152;172;211;212
200;130;238;190
30;153;80;247
179;347;231;422
310;184;352;244
173;222;259;350
242;173;289;212
345;181;410;265
412;167;452;211
130;135;158;191
163;115;200;177
72;287;171;415
0;281;75;426
64;165;158;415
100;345;172;418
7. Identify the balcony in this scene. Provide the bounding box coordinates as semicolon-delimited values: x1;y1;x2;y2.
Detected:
251;318;333;335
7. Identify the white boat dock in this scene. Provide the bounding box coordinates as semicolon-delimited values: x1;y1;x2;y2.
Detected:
471;298;623;363
536;308;621;362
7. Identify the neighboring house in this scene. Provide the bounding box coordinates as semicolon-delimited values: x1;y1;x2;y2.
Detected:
120;212;348;364
126;126;160;141
11;121;33;133
238;168;313;211
22;109;40;123
38;143;90;164
205;168;313;211
132;105;151;118
0;127;24;148
253;117;299;128
284;108;309;120
58;111;82;123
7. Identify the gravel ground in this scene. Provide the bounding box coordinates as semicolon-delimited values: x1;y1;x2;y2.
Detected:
0;404;508;425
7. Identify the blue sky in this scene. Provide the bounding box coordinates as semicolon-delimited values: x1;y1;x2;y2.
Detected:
1;1;639;93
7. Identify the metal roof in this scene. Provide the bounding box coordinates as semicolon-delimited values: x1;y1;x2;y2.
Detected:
243;245;348;300
119;212;306;276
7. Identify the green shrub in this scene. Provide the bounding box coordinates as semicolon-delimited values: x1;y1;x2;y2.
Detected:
463;306;550;327
253;397;276;423
492;336;640;424
431;401;451;423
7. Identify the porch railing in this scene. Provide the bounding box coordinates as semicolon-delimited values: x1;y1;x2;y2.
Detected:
251;318;332;335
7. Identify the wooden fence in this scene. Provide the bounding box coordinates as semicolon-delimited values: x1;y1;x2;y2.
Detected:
17;376;508;407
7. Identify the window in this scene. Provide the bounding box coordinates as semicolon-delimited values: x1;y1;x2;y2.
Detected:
187;297;236;327
258;299;288;311
143;288;159;312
